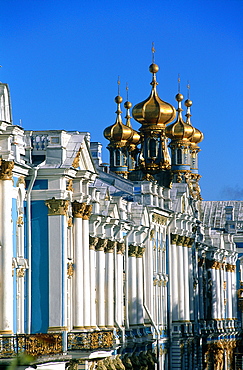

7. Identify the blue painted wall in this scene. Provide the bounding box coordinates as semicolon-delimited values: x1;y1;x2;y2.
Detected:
31;200;49;333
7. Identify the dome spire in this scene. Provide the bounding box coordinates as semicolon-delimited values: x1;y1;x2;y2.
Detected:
124;83;132;128
185;82;192;125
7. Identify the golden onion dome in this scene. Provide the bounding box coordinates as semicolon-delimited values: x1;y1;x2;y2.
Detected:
124;100;141;146
103;95;133;146
132;63;176;130
165;93;195;142
184;99;204;146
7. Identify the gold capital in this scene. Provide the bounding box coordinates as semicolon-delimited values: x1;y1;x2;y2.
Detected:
117;242;125;255
105;240;117;253
45;197;69;216
83;204;92;220
89;236;99;250
95;238;108;251
72;200;86;218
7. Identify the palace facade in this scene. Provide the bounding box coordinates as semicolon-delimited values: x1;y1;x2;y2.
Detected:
0;60;243;370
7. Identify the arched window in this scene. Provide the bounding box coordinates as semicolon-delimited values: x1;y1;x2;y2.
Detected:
149;138;157;158
115;149;120;166
177;149;182;164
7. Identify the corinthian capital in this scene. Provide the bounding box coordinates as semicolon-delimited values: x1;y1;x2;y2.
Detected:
83;204;92;220
45;197;69;216
72;201;86;218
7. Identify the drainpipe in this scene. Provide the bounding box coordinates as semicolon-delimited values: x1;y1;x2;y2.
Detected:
26;161;45;334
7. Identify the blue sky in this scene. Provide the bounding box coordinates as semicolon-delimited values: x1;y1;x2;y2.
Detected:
0;0;242;200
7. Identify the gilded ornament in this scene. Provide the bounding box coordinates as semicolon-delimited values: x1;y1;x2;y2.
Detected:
67;262;74;278
150;229;155;240
67;216;73;228
171;233;178;245
83;204;92;220
17;215;24;227
16;333;62;356
66;179;74;191
45;197;69;216
136;245;146;258
152;213;167;225
72;147;82;169
96;238;108;251
105;240;117;253
128;244;138;257
17;268;25;277
177;235;185;246
89;235;99;250
0;160;14;180
16;176;26;187
72;201;86;218
117;242;125;254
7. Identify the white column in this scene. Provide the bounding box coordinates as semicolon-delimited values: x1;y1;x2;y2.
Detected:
0;166;14;334
188;245;194;321
145;237;154;321
72;201;85;329
211;264;217;320
226;264;232;319
89;236;98;329
45;198;69;331
216;266;221;319
177;236;185;321
82;204;92;328
105;240;115;328
116;242;125;326
128;244;137;325
183;238;190;321
232;264;237;319
171;235;178;321
220;264;225;320
96;238;106;328
136;246;145;325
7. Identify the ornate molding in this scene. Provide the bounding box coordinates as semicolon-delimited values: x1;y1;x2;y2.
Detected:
0;160;14;180
67;262;74;278
152;213;167;225
45;197;69;216
72;147;82;169
105;240;117;253
128;244;138;257
83;204;92;220
117;242;125;255
95;238;108;252
66;179;74;191
89;236;99;250
17;176;26;187
17;268;25;277
72;201;86;218
17;215;24;227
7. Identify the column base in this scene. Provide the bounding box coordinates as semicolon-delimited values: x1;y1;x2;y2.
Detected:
0;330;13;335
48;326;68;332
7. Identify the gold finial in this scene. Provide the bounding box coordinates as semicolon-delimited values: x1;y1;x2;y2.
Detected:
126;82;129;100
187;81;190;99
152;42;155;63
117;76;121;96
178;74;181;93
